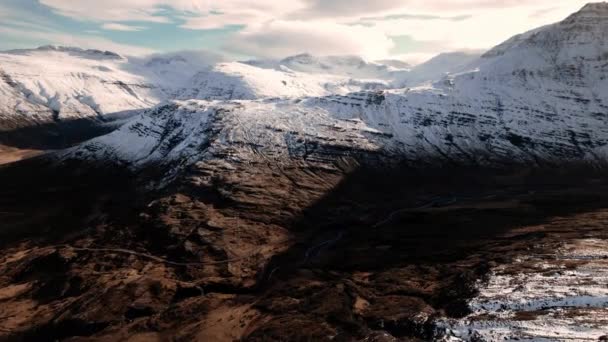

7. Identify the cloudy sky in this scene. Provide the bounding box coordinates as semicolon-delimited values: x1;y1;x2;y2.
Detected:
0;0;592;64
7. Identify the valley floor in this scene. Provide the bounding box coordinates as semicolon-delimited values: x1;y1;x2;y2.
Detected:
0;145;44;165
0;161;607;341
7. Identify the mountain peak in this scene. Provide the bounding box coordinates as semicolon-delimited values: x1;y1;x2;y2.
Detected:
280;53;318;65
563;2;608;23
579;2;608;13
482;2;608;59
145;55;188;67
32;45;123;59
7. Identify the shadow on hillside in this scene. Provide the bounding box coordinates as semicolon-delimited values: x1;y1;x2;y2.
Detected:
246;163;608;340
0;109;140;150
0;158;607;340
0;158;140;247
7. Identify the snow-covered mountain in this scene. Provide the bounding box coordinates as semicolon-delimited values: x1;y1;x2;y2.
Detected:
243;53;409;80
176;62;389;101
0;46;158;130
241;53;483;88
396;51;481;86
0;43;475;134
0;46;223;131
62;3;608;175
0;48;411;132
375;59;412;70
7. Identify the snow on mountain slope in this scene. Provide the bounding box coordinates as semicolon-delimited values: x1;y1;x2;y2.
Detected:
126;51;224;96
176;62;389;101
375;59;412;70
243;53;409;80
396;51;481;87
62;3;608;174
0;48;399;132
64;98;383;174
244;52;490;88
0;46;163;131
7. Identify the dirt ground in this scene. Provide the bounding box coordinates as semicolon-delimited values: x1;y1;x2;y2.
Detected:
0;145;44;165
0;159;607;341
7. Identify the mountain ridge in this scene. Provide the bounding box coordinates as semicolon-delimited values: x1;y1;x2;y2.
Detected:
0;47;477;134
60;3;608;178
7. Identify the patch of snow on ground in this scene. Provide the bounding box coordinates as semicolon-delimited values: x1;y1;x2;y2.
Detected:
436;238;608;341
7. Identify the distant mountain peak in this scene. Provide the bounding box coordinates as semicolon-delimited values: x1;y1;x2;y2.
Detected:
1;45;124;60
283;53;314;60
374;59;411;70
482;2;608;59
279;54;367;66
561;2;608;25
145;55;188;67
569;2;608;18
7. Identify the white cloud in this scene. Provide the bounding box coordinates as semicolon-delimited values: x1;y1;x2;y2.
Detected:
292;0;406;18
180;10;269;30
33;0;593;27
2;0;596;60
39;0;173;23
224;20;394;60
367;0;590;54
218;0;591;61
38;0;306;26
102;23;146;31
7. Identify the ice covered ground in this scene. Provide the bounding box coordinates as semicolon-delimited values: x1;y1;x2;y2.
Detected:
437;231;608;341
